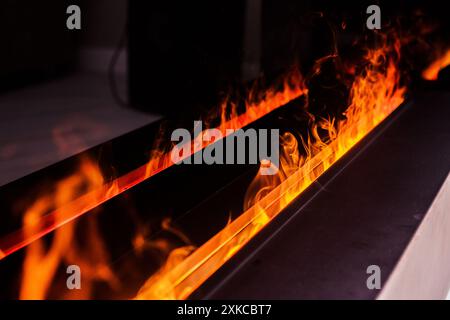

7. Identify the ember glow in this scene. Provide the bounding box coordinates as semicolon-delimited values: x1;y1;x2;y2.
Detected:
0;70;306;261
422;49;450;80
134;41;406;300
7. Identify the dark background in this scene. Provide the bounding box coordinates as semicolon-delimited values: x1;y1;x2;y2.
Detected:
0;0;449;114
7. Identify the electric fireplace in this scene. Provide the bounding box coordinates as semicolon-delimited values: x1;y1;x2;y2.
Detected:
1;0;450;300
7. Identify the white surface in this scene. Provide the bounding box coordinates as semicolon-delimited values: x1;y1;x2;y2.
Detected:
378;172;450;299
0;72;158;186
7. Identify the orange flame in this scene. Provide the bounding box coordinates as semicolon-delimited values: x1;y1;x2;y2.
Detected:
19;158;119;299
422;49;450;80
133;218;196;300
6;30;408;300
0;69;306;261
6;69;306;299
135;40;406;300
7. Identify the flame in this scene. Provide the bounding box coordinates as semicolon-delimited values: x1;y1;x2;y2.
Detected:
133;218;196;300
19;158;118;299
422;49;450;80
5;27;407;300
135;39;406;299
0;69;306;260
134;246;196;300
217;69;306;134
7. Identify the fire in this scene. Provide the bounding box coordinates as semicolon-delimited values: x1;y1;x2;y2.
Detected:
4;69;305;299
133;218;196;300
135;39;406;299
0;69;306;261
4;25;407;300
422;49;450;80
19;158;119;299
134;246;196;300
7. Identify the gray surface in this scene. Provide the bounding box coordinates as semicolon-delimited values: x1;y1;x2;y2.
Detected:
202;91;450;299
0;72;157;186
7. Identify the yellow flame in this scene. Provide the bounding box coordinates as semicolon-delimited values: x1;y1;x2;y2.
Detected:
135;40;406;300
12;67;306;300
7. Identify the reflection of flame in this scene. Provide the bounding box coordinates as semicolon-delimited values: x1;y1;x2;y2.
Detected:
136;39;406;300
52;115;109;157
20;158;118;300
0;69;306;260
422;49;450;80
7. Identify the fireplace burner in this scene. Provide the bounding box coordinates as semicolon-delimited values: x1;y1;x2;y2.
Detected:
0;0;450;301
